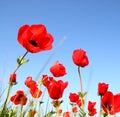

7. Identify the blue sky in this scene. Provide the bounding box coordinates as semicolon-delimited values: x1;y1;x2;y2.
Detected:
0;0;120;116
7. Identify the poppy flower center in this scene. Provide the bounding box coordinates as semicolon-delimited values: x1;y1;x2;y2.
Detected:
29;40;38;47
17;94;24;101
106;103;112;111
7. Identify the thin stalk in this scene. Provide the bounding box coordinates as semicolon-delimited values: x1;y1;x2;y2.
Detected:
78;67;85;114
99;95;102;117
39;87;46;108
55;106;60;117
19;104;23;117
13;51;28;74
78;67;83;93
1;82;12;112
1;51;28;113
45;96;50;116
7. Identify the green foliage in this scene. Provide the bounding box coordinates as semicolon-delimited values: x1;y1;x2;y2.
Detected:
0;108;17;117
79;108;86;117
78;92;87;99
44;111;55;117
17;56;29;66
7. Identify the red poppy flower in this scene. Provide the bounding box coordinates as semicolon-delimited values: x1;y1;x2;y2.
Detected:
69;93;79;103
25;76;37;88
50;61;67;77
46;78;68;99
114;93;120;113
101;91;120;115
101;91;114;114
30;85;42;98
98;82;109;96
10;90;27;105
25;76;42;98
88;101;97;116
72;49;89;67
9;73;16;83
63;112;71;117
41;75;50;87
17;24;54;53
76;99;84;107
72;106;78;113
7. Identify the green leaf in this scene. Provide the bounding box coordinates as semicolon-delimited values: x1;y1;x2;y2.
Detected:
39;101;44;105
17;56;29;65
78;92;87;98
44;111;55;117
70;103;76;107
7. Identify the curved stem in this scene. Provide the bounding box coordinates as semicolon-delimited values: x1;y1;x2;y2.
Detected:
78;67;83;93
13;51;28;74
1;51;28;113
1;82;12;112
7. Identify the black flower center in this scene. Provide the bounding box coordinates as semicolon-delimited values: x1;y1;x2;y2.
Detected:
29;40;38;47
17;94;24;101
106;103;112;111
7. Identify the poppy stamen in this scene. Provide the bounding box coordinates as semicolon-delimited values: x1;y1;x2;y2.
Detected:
29;40;38;47
106;103;112;111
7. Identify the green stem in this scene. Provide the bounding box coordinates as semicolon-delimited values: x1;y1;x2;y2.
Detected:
78;67;83;93
78;67;85;113
100;95;102;117
55;105;61;117
2;82;12;112
13;51;28;73
1;51;28;113
56;107;59;117
19;104;23;117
